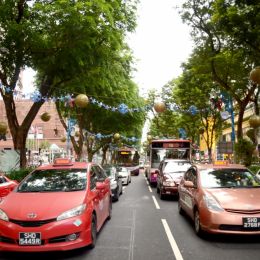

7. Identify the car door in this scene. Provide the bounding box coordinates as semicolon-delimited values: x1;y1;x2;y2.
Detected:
180;167;198;218
89;166;103;230
93;165;110;224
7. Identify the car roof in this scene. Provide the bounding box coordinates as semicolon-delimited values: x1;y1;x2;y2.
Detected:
163;159;190;163
37;161;91;170
194;163;247;171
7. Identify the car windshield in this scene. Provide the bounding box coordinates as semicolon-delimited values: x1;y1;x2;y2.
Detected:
17;169;87;192
200;168;260;188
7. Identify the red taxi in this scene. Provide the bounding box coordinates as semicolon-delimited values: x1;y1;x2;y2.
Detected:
0;158;112;251
0;175;18;197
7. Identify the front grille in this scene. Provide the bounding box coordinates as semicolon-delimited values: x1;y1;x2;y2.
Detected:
0;236;16;244
9;218;56;227
225;209;260;214
219;224;260;232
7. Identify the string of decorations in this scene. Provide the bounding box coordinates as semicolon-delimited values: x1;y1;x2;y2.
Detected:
84;130;140;142
0;83;199;115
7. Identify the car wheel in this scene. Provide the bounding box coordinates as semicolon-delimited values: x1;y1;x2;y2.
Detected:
107;199;112;220
89;215;97;249
194;209;204;237
178;200;184;215
159;188;165;200
114;188;119;201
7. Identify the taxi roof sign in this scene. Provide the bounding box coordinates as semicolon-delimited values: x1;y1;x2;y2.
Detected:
213;160;229;166
53;158;73;166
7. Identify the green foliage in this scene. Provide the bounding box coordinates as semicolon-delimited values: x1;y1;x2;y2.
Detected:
7;167;34;182
234;138;255;166
249;165;260;174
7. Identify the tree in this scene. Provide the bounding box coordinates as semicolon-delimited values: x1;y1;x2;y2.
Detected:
180;0;258;139
0;0;138;167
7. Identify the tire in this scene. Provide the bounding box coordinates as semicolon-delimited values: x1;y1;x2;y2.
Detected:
89;215;97;249
178;200;184;215
107;199;112;220
159;188;165;200
114;188;119;201
194;209;204;237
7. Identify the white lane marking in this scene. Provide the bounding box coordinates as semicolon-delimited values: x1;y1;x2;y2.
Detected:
146;180;149;185
128;209;136;260
161;219;184;260
152;195;160;209
148;186;152;193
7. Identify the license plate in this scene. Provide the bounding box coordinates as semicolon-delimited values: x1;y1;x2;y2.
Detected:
19;232;41;245
243;217;260;229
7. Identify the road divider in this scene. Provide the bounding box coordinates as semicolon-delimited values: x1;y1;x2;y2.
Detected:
161;219;183;260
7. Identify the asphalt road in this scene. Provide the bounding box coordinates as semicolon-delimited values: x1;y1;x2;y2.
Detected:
1;171;260;260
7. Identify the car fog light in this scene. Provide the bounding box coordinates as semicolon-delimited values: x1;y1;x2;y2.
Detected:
67;233;78;241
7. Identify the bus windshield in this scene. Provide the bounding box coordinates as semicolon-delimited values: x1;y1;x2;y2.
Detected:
149;140;191;169
116;147;140;167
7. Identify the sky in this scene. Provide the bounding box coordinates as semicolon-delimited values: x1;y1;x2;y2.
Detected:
127;0;193;96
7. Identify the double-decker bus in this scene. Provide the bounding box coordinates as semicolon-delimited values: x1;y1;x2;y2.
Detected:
146;139;191;185
115;146;140;175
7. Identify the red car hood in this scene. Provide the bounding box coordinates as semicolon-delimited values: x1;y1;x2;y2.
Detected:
0;191;86;220
206;188;260;210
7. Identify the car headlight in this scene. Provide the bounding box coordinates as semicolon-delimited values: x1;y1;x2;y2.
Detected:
0;209;9;222
203;194;224;212
57;204;86;221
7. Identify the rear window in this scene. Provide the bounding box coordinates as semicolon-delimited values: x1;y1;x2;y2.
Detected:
18;169;87;192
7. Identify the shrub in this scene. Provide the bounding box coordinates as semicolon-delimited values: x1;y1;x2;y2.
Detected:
234;138;255;166
6;167;34;182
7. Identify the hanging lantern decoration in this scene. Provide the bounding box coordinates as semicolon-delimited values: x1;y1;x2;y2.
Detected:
249;67;260;85
88;135;95;141
40;112;51;122
154;102;166;113
60;136;66;142
199;128;204;134
246;128;255;142
114;133;120;140
74;94;89;108
147;135;152;142
249;115;260;128
0;122;7;134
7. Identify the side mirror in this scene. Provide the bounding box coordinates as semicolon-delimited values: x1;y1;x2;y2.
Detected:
184;180;195;188
96;182;106;190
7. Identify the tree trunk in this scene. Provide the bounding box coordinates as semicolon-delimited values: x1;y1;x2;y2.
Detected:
88;151;94;162
101;146;108;165
236;104;246;140
3;94;44;168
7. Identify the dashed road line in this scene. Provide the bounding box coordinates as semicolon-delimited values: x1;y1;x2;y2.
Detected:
148;186;152;192
128;209;136;260
161;219;184;260
152;195;160;209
